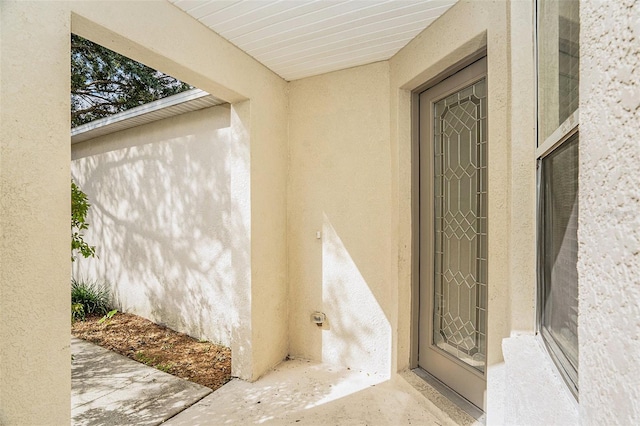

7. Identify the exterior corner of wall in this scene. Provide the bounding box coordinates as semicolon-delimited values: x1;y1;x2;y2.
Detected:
252;110;289;377
0;1;72;424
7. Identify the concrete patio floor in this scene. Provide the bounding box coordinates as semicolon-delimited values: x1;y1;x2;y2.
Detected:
72;337;481;425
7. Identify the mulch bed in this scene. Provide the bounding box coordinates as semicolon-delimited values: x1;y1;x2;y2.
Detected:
72;312;232;391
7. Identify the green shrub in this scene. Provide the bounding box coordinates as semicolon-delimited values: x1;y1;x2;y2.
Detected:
71;303;85;323
71;278;111;321
71;180;96;261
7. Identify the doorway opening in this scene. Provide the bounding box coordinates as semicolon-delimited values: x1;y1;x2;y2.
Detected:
69;35;235;406
413;57;488;412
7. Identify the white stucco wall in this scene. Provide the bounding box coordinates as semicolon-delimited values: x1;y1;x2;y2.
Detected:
579;0;640;423
68;0;289;381
72;105;237;346
288;62;393;375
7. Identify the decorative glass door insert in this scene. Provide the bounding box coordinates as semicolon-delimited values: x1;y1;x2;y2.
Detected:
433;78;487;372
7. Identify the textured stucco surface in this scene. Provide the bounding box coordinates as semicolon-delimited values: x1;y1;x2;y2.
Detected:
508;0;537;334
579;0;640;423
389;0;532;414
72;106;237;347
4;0;640;423
288;62;393;375
0;2;72;424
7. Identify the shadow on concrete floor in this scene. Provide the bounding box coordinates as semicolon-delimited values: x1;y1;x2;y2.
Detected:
71;337;211;426
72;337;479;426
165;358;479;425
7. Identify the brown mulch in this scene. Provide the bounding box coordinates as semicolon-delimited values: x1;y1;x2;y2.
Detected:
72;312;232;391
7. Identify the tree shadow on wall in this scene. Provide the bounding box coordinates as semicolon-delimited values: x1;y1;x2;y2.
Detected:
71;106;249;356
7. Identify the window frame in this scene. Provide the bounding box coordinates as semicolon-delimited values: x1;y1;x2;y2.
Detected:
535;0;580;401
536;124;579;399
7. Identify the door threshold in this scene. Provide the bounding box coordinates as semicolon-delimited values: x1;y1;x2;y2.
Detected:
412;367;485;423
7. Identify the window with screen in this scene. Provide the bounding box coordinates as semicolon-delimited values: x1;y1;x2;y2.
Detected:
536;0;580;399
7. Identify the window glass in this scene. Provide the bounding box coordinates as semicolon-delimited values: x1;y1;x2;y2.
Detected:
538;0;580;145
541;134;579;392
537;0;580;398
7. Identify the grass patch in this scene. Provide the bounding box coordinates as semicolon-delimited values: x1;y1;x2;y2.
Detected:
134;351;156;366
135;351;173;373
156;363;173;373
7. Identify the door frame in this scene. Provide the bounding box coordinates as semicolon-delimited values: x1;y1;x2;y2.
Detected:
410;54;489;412
410;50;488;371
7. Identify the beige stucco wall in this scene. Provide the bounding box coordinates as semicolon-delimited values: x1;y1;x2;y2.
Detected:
508;0;537;334
287;1;538;402
389;0;536;413
0;2;72;425
579;0;640;423
288;62;393;375
72;105;237;346
4;0;640;423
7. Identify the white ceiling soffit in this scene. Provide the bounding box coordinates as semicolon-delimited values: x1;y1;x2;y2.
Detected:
71;89;225;144
169;0;458;81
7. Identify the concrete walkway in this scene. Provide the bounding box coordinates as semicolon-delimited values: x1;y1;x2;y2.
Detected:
165;359;480;426
71;338;211;426
73;338;480;425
